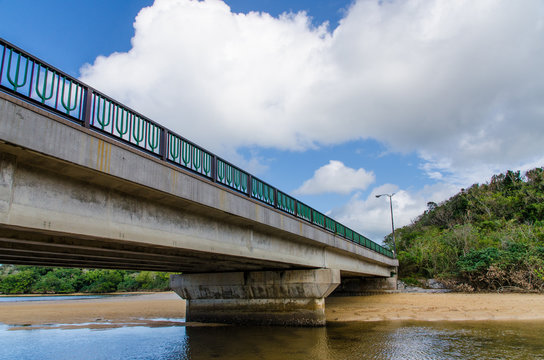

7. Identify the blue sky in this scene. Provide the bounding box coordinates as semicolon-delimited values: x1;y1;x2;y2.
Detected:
2;0;543;241
0;0;350;75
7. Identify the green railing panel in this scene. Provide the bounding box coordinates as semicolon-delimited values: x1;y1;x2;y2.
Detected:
353;232;360;244
89;93;162;155
251;177;275;206
336;223;345;237
35;64;55;104
312;209;325;227
1;42;85;120
297;202;312;222
277;191;295;215
325;217;336;232
6;48;29;92
167;132;213;179
216;159;249;193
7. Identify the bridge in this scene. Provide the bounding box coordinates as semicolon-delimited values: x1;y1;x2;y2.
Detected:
0;38;398;326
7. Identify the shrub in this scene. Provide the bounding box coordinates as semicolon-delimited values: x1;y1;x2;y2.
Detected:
0;270;36;294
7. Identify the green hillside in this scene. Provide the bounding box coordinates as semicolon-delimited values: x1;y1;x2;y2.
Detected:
389;168;544;292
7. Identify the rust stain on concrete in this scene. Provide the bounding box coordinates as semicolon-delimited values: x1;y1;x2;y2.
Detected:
170;169;177;193
96;140;111;173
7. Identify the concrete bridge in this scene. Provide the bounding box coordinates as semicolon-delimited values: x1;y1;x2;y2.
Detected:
0;38;397;326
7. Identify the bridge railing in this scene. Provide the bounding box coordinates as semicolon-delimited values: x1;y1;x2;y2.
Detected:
0;38;394;259
168;131;215;180
215;157;249;194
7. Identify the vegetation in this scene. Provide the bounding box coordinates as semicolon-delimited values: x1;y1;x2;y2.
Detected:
0;266;171;294
386;168;544;292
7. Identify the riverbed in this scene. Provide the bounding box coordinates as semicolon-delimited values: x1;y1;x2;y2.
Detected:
1;292;543;359
2;291;544;325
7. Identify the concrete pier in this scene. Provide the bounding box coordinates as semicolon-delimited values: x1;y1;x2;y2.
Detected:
170;269;341;326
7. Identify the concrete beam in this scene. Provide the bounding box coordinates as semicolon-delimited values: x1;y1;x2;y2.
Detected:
171;269;341;326
0;226;293;273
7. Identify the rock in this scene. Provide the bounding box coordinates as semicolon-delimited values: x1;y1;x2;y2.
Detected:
427;279;445;289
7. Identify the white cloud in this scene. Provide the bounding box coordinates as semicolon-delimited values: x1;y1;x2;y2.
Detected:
80;0;544;182
329;183;459;241
294;160;375;195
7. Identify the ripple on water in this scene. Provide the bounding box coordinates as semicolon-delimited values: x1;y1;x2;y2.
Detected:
0;320;543;360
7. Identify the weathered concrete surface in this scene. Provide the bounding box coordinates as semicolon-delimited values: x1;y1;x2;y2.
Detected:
0;91;398;276
171;269;340;326
0;153;15;220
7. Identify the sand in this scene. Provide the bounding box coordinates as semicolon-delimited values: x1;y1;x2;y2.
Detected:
0;292;186;327
326;292;544;322
1;292;543;328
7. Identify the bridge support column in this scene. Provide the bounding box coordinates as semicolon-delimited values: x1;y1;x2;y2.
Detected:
170;268;340;326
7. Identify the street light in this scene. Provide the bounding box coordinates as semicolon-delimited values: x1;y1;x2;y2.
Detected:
376;193;397;257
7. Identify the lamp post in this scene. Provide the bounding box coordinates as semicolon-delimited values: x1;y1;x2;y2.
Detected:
376;193;397;257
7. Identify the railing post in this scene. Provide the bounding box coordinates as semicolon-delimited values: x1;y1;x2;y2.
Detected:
273;188;278;208
160;127;168;161
28;62;35;98
212;155;217;182
82;87;93;129
0;45;6;84
248;175;252;198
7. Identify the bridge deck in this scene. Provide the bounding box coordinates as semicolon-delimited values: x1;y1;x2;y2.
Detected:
0;91;397;276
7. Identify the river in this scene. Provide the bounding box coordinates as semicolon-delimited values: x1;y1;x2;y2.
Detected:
1;295;543;359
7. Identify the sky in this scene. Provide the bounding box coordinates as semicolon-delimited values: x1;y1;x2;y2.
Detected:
1;0;543;242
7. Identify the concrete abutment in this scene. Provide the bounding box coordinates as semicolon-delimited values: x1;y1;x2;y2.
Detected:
331;270;398;296
170;268;341;326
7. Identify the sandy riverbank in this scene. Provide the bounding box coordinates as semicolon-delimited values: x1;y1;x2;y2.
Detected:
0;292;186;327
326;292;544;322
1;292;543;327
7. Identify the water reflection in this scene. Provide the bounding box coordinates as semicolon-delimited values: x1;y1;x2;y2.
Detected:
1;321;543;359
183;321;544;360
325;321;544;360
185;326;329;360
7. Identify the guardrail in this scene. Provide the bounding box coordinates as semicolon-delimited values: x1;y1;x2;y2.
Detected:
0;38;394;259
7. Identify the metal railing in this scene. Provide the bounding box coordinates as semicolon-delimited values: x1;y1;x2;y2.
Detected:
0;38;394;259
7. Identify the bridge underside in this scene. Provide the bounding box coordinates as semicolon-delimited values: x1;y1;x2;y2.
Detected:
0;225;300;273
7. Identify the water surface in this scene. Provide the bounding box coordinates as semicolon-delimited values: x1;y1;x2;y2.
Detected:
1;320;543;359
